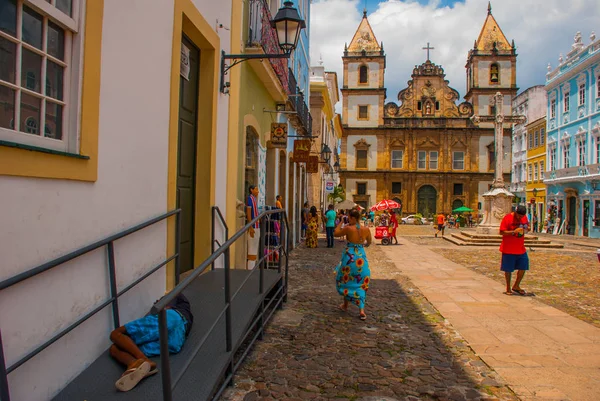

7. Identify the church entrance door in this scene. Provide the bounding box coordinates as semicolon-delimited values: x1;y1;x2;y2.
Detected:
417;185;437;218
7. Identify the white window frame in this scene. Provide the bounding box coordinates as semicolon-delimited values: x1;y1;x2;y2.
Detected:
563;146;570;168
549;147;557;171
579;83;586;106
528;164;532;182
0;0;83;153
550;99;556;119
539;161;544;179
534;130;539;147
429;151;438;170
597;75;600;98
390;149;403;169
578;140;586;166
452;151;464;170
564;91;570;113
540;128;545;145
533;162;538;181
597;139;600;164
417;150;426;169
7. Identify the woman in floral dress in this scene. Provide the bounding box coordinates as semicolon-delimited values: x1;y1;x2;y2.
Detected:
334;209;372;320
305;206;319;248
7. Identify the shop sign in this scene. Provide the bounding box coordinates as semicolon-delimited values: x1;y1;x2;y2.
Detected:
292;140;311;162
270;123;287;147
325;181;335;193
306;156;319;173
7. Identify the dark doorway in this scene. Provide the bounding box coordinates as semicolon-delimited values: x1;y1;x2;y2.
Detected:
176;36;200;273
583;200;590;237
417;185;437;217
567;196;576;235
452;199;464;211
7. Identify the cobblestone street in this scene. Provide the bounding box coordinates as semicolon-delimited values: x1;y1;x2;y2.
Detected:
221;234;517;401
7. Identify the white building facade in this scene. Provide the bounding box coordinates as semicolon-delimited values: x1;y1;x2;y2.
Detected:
0;0;235;399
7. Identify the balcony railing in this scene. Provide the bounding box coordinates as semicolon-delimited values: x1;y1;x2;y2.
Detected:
288;68;312;135
247;0;290;94
543;163;600;181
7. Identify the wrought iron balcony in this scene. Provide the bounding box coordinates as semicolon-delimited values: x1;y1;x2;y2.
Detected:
247;0;290;94
287;67;312;135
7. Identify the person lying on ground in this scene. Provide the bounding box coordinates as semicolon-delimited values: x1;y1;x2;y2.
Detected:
109;293;193;392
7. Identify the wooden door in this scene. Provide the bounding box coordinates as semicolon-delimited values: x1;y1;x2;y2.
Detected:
177;36;200;273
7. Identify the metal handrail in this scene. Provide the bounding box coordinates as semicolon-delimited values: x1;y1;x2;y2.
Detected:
151;208;289;401
0;209;181;401
211;206;229;270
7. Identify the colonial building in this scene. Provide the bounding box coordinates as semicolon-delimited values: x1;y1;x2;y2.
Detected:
309;62;343;210
339;5;516;217
510;86;547;206
525;116;547;230
544;31;600;237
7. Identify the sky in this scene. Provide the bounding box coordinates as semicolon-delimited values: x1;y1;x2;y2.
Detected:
309;0;600;108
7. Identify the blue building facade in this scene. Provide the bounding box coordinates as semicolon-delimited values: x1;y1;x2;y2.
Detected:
544;31;600;238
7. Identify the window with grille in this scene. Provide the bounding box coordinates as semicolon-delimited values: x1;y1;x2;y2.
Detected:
417;151;426;169
356;149;367;168
578;140;586;166
453;183;463;195
358;105;368;120
0;0;80;152
429;151;438;170
579;84;586;106
357;182;367;195
391;182;401;194
453;151;464;170
391;149;403;168
359;65;368;84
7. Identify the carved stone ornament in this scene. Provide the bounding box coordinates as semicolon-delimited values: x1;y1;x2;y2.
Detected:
458;102;474;117
354;138;371;149
492;197;508;220
384;102;399;117
496;114;504;124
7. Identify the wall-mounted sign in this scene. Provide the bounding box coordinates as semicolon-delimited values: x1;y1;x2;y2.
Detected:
306;156;319;173
180;43;190;81
270;123;287;147
292;140;311;162
325;181;335;193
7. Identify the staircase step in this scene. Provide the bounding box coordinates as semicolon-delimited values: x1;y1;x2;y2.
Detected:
446;233;563;248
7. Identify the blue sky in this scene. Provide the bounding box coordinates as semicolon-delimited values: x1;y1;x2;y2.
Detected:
310;0;599;106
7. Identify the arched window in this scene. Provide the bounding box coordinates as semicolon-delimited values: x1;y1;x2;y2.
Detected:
490;63;499;84
25;117;38;135
359;65;368;84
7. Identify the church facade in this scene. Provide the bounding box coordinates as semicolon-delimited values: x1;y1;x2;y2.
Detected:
339;6;517;218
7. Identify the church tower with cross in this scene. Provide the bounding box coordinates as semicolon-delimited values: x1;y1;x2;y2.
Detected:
465;2;518;119
341;9;386;128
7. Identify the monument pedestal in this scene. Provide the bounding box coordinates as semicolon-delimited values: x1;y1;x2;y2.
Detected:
476;186;514;235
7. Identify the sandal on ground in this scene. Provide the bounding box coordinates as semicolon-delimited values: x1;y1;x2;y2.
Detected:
359;312;367;320
116;360;151;392
337;304;348;312
511;288;527;296
503;291;513;295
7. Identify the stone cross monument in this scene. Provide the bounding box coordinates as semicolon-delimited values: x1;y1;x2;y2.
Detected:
471;92;526;234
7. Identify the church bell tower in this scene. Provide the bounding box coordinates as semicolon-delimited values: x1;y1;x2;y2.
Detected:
464;2;517;120
342;10;386;127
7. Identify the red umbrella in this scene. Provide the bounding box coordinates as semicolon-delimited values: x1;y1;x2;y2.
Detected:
370;199;401;211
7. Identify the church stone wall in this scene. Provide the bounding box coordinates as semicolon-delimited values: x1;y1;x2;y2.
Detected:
345;178;377;205
477;60;513;89
347;62;381;89
346;135;378;170
347;95;380;126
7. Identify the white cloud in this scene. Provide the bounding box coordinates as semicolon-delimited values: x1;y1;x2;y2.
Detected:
310;0;600;108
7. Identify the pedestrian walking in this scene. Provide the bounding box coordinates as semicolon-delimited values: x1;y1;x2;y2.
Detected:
334;209;372;320
301;201;309;239
305;206;319;248
435;212;446;237
499;205;530;296
246;185;260;269
323;204;337;248
275;195;283;210
389;210;399;244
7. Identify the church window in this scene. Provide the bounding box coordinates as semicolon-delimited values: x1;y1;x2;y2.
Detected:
359;65;368;84
429;151;438;170
417;101;422;111
578;84;585;106
452;151;464;170
358;105;368;120
435;101;440;110
417;151;426;169
490;63;499;84
488;144;495;171
453;183;463;195
551;99;556;118
392;182;402;194
357;182;367;195
356;149;368;168
391;150;403;168
564;91;570;113
489;105;496;116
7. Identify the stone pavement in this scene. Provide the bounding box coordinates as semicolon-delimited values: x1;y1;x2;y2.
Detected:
221;237;518;401
379;237;600;401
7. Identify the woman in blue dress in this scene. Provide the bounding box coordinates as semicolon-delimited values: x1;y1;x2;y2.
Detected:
334;209;372;320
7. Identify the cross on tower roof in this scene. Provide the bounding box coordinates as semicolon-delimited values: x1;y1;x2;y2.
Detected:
422;42;435;61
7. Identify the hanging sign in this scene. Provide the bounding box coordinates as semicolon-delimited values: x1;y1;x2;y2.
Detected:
325;181;335;193
306;156;319;173
270;123;287;147
180;43;190;81
292;140;311;162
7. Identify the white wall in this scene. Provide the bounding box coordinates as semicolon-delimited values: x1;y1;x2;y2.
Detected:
347;62;380;89
477;60;513;89
347;95;379;127
346;135;378;170
345;178;377;203
0;1;178;399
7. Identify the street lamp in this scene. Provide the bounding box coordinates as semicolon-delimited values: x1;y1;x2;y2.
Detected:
220;1;306;93
321;144;332;164
333;161;340;173
532;187;538;198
